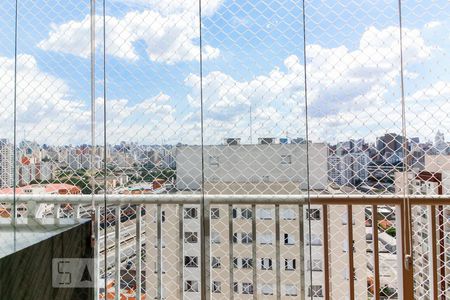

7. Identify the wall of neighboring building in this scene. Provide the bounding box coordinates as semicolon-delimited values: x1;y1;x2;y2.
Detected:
394;155;450;299
176;143;328;191
0;141;14;188
144;142;377;299
425;155;450;173
443;170;450;194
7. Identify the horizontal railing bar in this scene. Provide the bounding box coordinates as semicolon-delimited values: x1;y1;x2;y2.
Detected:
2;194;450;205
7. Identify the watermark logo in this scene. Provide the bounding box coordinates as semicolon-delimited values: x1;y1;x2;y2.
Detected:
52;258;95;288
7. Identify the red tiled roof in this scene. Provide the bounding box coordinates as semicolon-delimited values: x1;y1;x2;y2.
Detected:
0;183;81;194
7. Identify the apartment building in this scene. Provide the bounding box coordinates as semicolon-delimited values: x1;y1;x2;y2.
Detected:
395;154;450;298
18;161;55;185
328;152;370;186
0;139;14;188
145;140;368;299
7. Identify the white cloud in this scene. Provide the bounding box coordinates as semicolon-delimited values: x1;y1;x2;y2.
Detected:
184;54;306;141
94;92;186;143
183;26;436;143
0;54;90;144
9;22;446;145
424;21;442;29
306;26;432;116
0;54;185;145
185;55;304;116
38;4;221;64
404;81;450;139
303;81;450;143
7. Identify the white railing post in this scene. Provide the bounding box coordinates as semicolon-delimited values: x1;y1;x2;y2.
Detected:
114;205;121;300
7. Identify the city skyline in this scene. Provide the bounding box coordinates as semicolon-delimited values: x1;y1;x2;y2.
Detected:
0;129;447;148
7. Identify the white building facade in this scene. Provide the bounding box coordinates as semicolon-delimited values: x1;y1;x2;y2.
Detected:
0;139;14;188
144;142;368;299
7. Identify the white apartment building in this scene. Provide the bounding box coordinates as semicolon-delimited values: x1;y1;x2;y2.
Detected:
175;142;327;191
328;152;370;186
67;149;102;170
145;141;368;299
0;139;14;188
395;154;450;299
18;162;55;185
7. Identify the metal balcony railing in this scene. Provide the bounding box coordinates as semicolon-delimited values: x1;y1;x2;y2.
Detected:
2;194;450;300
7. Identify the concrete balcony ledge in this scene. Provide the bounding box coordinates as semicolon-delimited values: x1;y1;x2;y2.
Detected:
0;218;93;300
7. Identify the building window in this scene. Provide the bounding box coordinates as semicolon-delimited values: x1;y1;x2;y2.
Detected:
306;234;322;246
232;208;239;219
242;283;254;294
184;207;197;219
285;284;297;296
233;258;239;269
212;281;221;293
242;233;253;244
342;240;355;253
233;208;253;219
308;285;323;298
209;155;219;166
307;259;323;272
233;282;239;294
153;261;165;274
285;259;296;271
184;232;198;243
242;258;253;269
261;258;273;270
281;154;292;165
184;256;198;268
152;210;166;223
233;257;254;269
281;208;296;220
212;257;221;269
258;208;272;220
211;208;220;219
284;233;295;245
241;208;253;219
184;280;199;293
307;208;321;220
211;231;221;244
261;284;274;295
259;233;273;245
233;232;239;243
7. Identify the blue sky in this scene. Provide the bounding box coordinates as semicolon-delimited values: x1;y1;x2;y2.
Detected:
0;0;448;145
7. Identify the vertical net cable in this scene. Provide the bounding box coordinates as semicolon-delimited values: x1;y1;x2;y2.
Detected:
12;0;18;225
301;1;314;298
397;0;413;267
198;0;208;299
89;0;100;296
89;0;96;246
102;0;108;295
